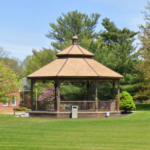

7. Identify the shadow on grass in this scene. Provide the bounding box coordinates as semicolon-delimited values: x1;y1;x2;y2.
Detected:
121;112;133;114
135;104;150;111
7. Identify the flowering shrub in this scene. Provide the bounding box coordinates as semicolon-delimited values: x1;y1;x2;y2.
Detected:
38;86;55;101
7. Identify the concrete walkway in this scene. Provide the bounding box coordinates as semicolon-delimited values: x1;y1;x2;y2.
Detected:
0;111;26;115
0;111;14;115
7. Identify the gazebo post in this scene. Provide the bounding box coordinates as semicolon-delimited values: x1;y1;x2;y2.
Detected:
87;81;90;110
113;81;115;99
30;80;35;111
87;81;90;100
95;81;98;111
117;80;120;111
55;81;60;112
54;81;57;111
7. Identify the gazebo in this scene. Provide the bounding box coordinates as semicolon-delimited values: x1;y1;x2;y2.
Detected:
27;36;124;118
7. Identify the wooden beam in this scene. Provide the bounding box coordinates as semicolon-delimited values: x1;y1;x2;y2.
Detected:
87;81;90;100
113;81;115;99
54;82;57;111
86;81;90;110
117;80;120;111
56;81;61;112
30;80;35;111
27;77;122;81
95;81;98;111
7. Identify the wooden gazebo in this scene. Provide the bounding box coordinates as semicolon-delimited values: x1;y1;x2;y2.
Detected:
27;36;123;118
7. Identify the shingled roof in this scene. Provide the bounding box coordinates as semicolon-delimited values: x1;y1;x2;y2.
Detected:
27;36;123;80
56;45;94;57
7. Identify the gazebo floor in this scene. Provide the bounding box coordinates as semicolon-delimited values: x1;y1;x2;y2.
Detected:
29;110;121;119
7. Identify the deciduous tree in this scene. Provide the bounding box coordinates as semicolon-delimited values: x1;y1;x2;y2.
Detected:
136;1;150;99
24;48;56;76
38;86;55;101
0;57;24;77
0;61;18;102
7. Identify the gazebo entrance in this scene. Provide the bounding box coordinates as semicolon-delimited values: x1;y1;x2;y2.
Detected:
28;36;123;118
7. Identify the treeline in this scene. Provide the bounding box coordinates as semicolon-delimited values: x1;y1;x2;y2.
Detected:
0;47;24;77
2;2;150;102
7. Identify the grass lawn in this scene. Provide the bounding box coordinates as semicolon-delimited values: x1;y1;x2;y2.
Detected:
0;112;150;150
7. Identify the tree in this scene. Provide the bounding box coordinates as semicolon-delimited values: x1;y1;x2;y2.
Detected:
0;57;24;77
135;1;150;99
0;47;24;78
46;10;100;50
0;47;10;58
99;18;138;76
117;91;136;112
60;83;86;100
38;86;55;101
0;61;19;102
96;18;139;97
24;48;56;76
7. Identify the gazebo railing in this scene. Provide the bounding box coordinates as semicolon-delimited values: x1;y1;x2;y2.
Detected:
60;101;95;111
31;100;116;111
31;101;54;111
97;101;116;111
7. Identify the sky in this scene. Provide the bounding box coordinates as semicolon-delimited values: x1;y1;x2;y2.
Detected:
0;0;148;61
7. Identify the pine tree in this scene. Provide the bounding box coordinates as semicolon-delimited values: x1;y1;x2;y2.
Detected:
97;18;139;97
100;18;138;76
46;10;100;51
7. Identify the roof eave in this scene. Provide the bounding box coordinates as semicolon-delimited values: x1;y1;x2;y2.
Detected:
27;75;124;80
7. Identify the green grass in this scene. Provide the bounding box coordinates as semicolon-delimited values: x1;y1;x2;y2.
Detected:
0;112;150;150
136;104;150;111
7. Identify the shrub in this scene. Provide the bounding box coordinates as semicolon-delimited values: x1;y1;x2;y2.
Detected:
13;107;22;111
21;107;27;111
117;91;136;112
13;107;28;111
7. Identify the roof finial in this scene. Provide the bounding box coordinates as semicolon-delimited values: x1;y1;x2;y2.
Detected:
72;35;78;45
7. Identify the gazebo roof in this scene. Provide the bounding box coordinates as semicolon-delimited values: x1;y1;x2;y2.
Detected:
56;45;94;57
27;36;123;80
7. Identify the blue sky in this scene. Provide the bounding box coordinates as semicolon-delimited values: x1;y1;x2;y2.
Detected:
0;0;148;61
